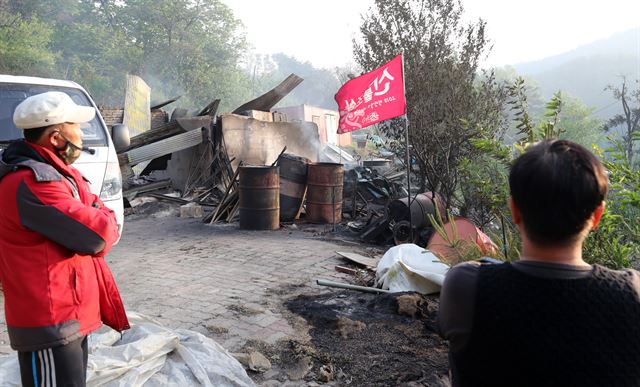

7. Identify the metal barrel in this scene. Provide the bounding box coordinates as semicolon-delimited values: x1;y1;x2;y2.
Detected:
278;154;309;222
239;166;280;230
388;192;445;229
362;158;392;174
306;163;344;224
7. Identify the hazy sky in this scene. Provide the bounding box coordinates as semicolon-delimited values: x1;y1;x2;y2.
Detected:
224;0;640;69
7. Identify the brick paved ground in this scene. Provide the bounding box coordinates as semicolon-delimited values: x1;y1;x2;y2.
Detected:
0;214;368;384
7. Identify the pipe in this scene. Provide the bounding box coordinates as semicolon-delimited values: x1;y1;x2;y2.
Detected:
316;279;389;294
271;146;287;167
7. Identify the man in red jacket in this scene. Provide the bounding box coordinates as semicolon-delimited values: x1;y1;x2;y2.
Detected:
0;91;129;387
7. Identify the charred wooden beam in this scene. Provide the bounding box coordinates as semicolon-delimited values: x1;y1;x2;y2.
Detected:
150;96;181;110
198;99;221;117
123;179;171;200
232;74;303;114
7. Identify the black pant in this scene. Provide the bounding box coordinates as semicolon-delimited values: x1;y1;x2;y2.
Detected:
18;336;88;387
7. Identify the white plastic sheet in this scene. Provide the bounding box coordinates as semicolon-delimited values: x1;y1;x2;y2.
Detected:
0;313;255;387
375;244;450;294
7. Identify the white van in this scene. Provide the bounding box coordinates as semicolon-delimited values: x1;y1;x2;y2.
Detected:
0;75;128;235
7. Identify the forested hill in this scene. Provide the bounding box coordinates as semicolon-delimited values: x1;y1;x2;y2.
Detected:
512;28;640;117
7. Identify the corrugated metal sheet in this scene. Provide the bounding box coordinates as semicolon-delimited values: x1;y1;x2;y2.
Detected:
124;129;204;166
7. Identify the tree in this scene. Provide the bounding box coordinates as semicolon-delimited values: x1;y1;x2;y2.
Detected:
51;1;142;105
353;0;508;208
556;94;604;148
604;77;640;167
585;140;640;269
0;0;250;110
467;80;638;267
245;53;343;110
96;0;249;110
0;10;56;76
334;62;361;84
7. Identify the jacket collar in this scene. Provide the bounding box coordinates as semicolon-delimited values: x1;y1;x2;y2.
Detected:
27;142;74;174
0;140;76;182
1;140;47;165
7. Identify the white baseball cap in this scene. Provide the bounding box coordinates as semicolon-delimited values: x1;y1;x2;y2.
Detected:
13;91;96;130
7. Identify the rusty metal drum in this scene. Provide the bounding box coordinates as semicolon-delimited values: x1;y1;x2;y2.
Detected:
388;192;446;229
278;154;309;221
239;165;280;230
306;163;344;224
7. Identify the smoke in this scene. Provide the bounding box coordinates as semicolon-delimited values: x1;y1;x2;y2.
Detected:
141;72;193;111
221;114;320;168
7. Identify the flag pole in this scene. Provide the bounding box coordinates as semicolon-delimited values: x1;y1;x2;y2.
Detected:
401;50;412;242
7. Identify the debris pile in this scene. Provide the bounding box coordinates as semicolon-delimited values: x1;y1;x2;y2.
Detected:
343;166;406;211
102;74;320;220
105;74;495;265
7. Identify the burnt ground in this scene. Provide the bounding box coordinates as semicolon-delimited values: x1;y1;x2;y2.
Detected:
83;204;451;386
251;291;450;386
122;204;451;386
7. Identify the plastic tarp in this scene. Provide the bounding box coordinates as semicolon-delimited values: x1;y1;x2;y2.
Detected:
375;244;450;295
319;143;358;167
0;313;255;387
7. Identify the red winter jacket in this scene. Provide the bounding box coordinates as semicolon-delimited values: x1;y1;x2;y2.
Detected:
0;141;129;351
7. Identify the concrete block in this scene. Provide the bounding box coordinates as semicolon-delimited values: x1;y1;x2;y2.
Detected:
180;203;203;218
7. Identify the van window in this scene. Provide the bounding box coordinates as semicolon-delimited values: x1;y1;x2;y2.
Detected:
0;84;107;146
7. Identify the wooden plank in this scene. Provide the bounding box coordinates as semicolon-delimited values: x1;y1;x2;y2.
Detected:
335;265;358;276
336;251;380;269
118;153;130;166
209;170;240;224
214;195;238;223
123;179;171;200
146;193;190;204
226;199;240;222
218;191;238;213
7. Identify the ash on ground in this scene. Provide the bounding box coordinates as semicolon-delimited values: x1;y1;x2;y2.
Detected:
282;291;451;387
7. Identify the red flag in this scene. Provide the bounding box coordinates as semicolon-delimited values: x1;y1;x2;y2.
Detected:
335;54;406;134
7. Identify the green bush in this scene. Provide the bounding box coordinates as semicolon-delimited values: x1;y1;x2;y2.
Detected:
461;82;639;269
584;141;640;269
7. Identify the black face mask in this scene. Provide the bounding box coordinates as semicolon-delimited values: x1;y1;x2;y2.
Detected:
53;132;83;165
